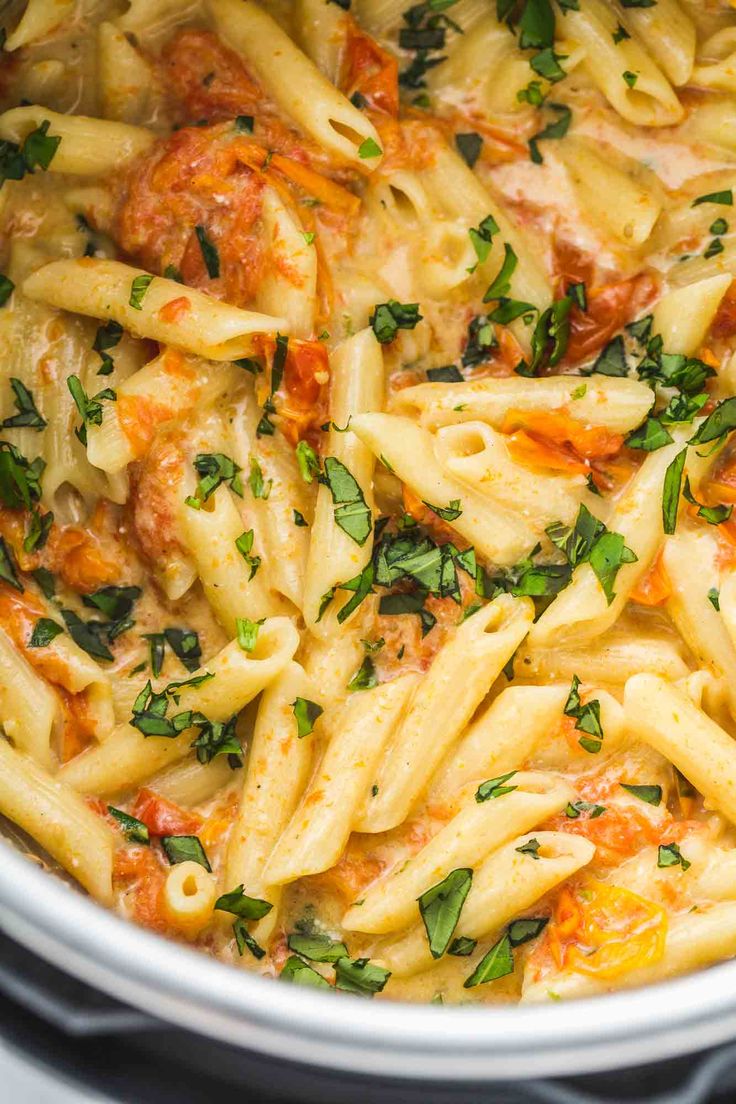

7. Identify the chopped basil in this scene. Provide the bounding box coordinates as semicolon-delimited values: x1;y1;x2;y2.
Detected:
280;956;331;987
455;132;482;167
347;655;378;692
194;225;220;278
358;137;382;159
515;838;541;859
163;264;183;282
622;70;638;88
61;608;114;661
682;476;732;525
32;566;55;598
236;617;261;652
564;674;603;753
422;498;462;521
475;770;518;803
427;365;463;382
657;842;690;871
246;456;271;501
369;300;423;344
190;714;242;766
186;453;242;507
704;238;724;260
22;121;61;170
67;376;116;444
708;587;721;611
530;47;567;82
711;218;729;235
417;868;473;959
2;378;46;430
333;562;374;624
161;834;211;870
662;448;687;535
508;917;548;946
235;529;261;579
468;214;500;270
588;532;637;605
529;103;571;164
28;617;63;648
108;806;150;844
215;884;273;920
0;275;14;307
293;509;308;527
448;936;477;956
689;397;736;446
287;932;348;962
613;22;630;42
233;920;266;959
129;274;153;310
593;335;628;377
143;633;165;678
93;320;123;375
620;783;662;806
24;506;53;554
334;957;391;996
322;456;372;546
483;243;518;301
292;696;324;738
692;189;733;207
518;0;555;49
566;800;606;818
83;585;141;621
462;314;495;366
235;114;254;133
625;417;674;452
295;440;320;483
463;932;514;988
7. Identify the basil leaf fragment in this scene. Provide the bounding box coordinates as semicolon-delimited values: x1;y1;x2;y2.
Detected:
476;770;517;802
161;834;211;870
657;842;690;871
29;618;63;648
108;806;150;844
418;867;473;959
620;783;662;806
464;932;514;988
292;696;324;738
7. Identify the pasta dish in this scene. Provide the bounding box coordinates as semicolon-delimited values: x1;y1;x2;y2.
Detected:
3;0;736;1007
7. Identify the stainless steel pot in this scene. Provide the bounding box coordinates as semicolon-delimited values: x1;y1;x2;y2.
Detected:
3;839;736;1085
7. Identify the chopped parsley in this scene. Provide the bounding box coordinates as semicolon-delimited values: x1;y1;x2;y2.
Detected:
186;453;242;508
322;456;372;546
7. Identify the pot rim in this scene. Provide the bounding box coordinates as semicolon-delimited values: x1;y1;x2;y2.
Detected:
2;841;736;1081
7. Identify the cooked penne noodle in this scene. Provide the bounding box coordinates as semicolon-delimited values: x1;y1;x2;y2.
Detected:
378;833;595;977
58;622;299;796
350;413;536;565
207;0;383;168
625;675;736;828
0;106;154;171
265;673;418;884
392;375;655;434
356;596;534;833
343;773;576;934
0;738;114;903
22;259;286;360
225;662;316;942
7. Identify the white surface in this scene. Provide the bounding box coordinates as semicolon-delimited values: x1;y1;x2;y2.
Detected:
0;1035;106;1103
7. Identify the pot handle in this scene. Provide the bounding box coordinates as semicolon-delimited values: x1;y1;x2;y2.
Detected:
0;930;160;1037
527;1041;736;1104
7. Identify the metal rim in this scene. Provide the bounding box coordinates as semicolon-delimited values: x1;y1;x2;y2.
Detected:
3;843;736;1080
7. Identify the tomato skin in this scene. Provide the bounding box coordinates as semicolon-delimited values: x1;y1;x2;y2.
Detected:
131;788;203;836
553;240;659;365
113;846;168;933
711;279;736;339
630;550;672;607
342;23;399;117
